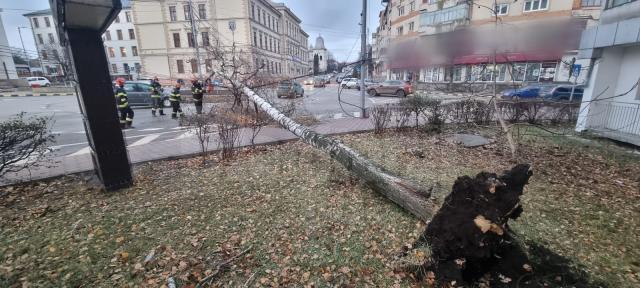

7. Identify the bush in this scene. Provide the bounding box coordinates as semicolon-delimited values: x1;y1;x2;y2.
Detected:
370;104;392;134
0;113;54;179
400;95;430;129
446;99;494;125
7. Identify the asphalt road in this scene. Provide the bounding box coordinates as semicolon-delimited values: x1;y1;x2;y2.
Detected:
2;85;401;157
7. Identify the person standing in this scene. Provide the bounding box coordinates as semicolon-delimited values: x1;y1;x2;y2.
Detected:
150;77;165;116
191;77;204;114
170;81;183;119
114;78;134;129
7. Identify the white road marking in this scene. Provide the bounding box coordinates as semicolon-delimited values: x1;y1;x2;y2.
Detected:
68;146;91;156
333;113;344;119
176;131;196;139
139;128;164;132
128;134;160;147
51;142;89;149
72;131;86;134
171;126;189;130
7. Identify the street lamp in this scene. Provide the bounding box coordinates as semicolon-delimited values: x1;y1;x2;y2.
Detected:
49;0;133;191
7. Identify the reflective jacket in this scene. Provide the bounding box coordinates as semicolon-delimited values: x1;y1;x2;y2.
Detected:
191;82;204;100
150;81;162;98
170;87;181;102
114;86;129;109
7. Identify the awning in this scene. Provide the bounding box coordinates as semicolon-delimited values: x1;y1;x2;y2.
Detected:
453;52;563;65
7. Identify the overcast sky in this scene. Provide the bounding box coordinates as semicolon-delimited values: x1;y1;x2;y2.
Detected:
1;0;384;62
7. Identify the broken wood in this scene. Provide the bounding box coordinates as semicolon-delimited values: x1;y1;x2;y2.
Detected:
243;87;446;221
195;246;252;288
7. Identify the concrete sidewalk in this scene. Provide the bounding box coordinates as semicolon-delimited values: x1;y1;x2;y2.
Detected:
1;117;375;185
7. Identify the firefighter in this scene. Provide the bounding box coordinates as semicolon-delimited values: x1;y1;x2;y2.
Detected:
169;81;183;119
150;77;165;116
191;77;204;114
114;77;134;129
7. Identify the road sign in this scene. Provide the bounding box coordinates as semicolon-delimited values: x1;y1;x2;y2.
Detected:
228;20;236;32
572;64;581;78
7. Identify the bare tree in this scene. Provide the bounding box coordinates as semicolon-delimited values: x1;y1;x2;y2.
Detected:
216;111;241;161
370;104;392;134
0;113;54;179
184;108;217;166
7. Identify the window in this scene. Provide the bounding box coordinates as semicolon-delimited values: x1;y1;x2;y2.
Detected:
258;8;261;23
41;50;48;60
52;50;59;61
525;63;541;81
187;32;195;47
44;17;51;27
135;63;141;73
523;0;549;12
111;64;117;73
269;37;273;51
120;47;127;57
581;0;601;6
125;11;131;22
251;2;255;19
409;22;415;31
259;32;263;48
115;15;120;23
202;32;209;46
198;4;206;19
184;5;191;21
397;26;404;35
123;63;130;73
132;46;138;56
173;33;181;48
128;29;135;40
48;33;55;44
253;31;257;46
453;66;463;82
398;6;405;16
108;47;115;58
410;1;416;11
116;30;123;40
268;15;271;29
169;6;177;21
495;4;509;15
33;18;39;28
177;60;184;73
190;59;198;73
420;4;467;26
105;30;111;41
606;0;634;8
37;34;44;45
205;59;212;72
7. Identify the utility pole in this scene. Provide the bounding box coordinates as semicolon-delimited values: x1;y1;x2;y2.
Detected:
188;0;203;80
359;0;367;118
17;27;30;71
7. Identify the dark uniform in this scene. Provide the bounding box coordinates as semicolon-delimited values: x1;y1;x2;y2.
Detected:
150;80;165;116
191;81;204;114
170;86;183;119
115;85;134;128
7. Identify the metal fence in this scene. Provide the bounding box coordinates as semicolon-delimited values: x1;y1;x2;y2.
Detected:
587;101;640;145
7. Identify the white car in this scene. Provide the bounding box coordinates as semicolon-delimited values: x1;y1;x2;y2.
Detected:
341;78;356;88
26;77;51;87
345;79;360;89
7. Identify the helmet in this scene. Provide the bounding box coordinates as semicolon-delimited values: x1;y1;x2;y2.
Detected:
175;82;182;88
115;77;126;86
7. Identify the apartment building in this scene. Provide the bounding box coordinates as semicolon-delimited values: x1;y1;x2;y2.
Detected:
103;2;143;80
132;0;309;81
575;0;640;146
376;0;602;85
23;9;66;81
273;2;310;76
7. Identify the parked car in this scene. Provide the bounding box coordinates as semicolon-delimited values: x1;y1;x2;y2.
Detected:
366;80;413;97
501;84;552;100
303;78;314;85
26;76;51;87
541;85;584;101
355;79;380;90
114;81;171;107
277;80;304;98
340;77;356;88
345;79;360;89
313;77;326;88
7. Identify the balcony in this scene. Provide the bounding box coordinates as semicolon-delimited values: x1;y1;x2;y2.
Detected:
586;101;640;146
419;3;469;35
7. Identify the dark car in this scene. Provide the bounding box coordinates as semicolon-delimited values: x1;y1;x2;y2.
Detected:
541;85;584;101
366;80;412;97
116;81;171;107
501;84;553;100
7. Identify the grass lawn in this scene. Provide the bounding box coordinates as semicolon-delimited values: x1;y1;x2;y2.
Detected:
1;127;638;287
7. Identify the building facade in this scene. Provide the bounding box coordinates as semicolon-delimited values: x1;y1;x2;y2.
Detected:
23;9;67;82
132;0;309;81
575;0;640;146
311;35;329;73
375;0;602;85
103;3;143;80
0;11;18;80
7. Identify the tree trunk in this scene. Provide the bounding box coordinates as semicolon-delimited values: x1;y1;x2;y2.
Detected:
243;87;445;221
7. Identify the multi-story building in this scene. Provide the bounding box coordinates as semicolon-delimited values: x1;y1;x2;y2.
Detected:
375;0;602;85
132;0;309;81
575;0;640;146
23;9;66;82
0;11;18;81
102;2;143;80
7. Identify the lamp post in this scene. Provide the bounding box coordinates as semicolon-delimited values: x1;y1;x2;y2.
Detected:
17;27;32;75
49;0;133;191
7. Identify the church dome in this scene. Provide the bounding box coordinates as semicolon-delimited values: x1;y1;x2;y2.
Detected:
315;35;325;50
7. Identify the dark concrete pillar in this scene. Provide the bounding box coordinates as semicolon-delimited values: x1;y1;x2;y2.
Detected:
66;28;132;190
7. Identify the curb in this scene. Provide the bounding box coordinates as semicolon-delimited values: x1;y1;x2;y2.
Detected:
0;93;75;97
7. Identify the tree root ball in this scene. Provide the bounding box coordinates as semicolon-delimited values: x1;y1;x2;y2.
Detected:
414;164;533;286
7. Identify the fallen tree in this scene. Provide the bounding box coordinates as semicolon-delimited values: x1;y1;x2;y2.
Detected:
243;86;535;285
